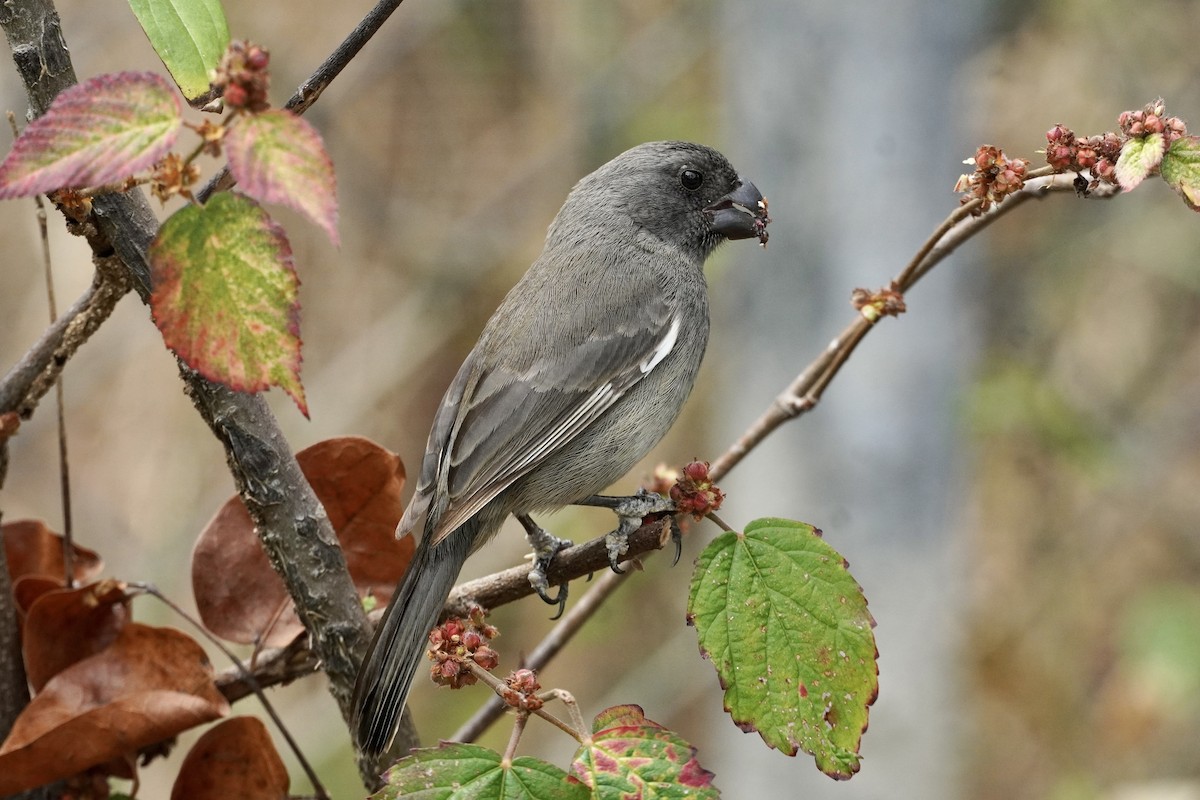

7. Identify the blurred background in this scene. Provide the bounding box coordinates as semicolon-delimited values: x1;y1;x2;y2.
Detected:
3;1;1200;797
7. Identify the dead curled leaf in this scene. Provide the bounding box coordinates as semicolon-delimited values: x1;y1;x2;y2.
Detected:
0;623;230;795
2;519;103;586
22;580;131;691
191;435;412;645
171;717;289;800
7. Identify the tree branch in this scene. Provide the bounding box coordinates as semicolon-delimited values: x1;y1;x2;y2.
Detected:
1;0;370;731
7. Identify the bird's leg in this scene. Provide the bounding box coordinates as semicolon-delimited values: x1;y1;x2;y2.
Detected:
576;489;679;572
516;513;572;618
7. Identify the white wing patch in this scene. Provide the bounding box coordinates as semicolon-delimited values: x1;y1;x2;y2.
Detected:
640;316;680;374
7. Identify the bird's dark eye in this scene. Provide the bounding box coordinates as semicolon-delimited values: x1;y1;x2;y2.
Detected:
680;168;703;191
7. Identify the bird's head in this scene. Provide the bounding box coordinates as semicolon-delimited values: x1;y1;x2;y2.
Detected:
550;141;770;259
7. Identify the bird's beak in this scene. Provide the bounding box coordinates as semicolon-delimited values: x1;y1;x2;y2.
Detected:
704;177;771;246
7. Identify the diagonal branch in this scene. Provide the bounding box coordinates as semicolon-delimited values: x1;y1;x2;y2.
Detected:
709;172;1118;482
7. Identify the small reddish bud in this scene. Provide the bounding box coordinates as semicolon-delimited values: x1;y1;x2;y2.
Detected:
246;46;270;71
222;82;248;108
1046;143;1075;170
1046;124;1073;144
670;460;726;519
509;668;540;692
473;646;499;671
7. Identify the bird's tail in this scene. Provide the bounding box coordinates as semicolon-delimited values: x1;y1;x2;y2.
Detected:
351;523;474;756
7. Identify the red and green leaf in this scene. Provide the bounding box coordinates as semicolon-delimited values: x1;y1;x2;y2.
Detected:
572;705;718;799
149;191;307;415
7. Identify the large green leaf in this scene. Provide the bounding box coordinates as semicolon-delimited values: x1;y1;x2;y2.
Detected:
688;518;877;779
375;743;588;800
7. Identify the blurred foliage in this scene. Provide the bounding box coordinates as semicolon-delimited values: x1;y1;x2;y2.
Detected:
962;2;1200;797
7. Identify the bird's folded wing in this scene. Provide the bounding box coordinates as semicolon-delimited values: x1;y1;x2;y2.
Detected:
426;308;680;546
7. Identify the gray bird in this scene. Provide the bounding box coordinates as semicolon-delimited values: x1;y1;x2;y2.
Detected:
352;140;770;756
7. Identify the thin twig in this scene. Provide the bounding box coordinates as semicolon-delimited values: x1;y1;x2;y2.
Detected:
463;661;584;743
133;583;330;800
195;0;409;204
34;194;74;589
500;712;528;764
538;688;586;737
706;512;734;533
709;171;1111;483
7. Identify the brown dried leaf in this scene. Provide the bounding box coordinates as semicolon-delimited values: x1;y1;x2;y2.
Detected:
191;495;295;646
192;435;411;645
0;623;230;795
12;575;63;618
299;436;412;599
171;717;289;800
23;580;131;691
2;519;102;584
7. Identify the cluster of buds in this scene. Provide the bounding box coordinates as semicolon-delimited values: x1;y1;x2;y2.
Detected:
670;460;725;520
213;40;271;112
150;152;201;203
427;607;499;689
1045;125;1122;185
499;668;544;712
1118;98;1187;144
956;145;1029;214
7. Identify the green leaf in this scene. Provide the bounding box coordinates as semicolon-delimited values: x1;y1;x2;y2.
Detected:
1160;135;1200;211
225;110;340;245
688;518;877;779
149;192;308;416
128;0;230;102
0;72;181;198
1115;132;1166;191
374;742;588;800
572;705;719;799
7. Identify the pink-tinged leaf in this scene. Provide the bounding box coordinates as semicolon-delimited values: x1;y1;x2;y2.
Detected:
1115;133;1166;192
226;110;339;246
572;705;719;799
0;72;182;199
149;192;308;416
1161;135;1200;211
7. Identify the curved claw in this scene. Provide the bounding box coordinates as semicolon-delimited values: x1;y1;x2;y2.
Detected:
549;584;568;619
670;525;683;567
518;512;574;615
528;564;570;617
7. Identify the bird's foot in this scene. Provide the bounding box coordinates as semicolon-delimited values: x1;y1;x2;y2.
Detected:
517;513;573;618
580;489;678;572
